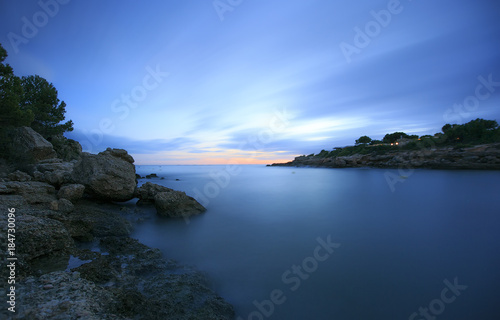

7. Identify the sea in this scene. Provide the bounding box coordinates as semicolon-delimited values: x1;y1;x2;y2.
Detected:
132;165;500;320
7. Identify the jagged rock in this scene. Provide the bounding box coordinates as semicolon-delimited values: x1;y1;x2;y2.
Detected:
8;170;32;182
49;134;83;161
16;214;74;261
72;148;136;201
35;160;75;187
136;181;170;203
136;182;206;217
154;190;206;218
58;184;85;202
50;198;75;213
0;181;56;205
13;271;114;320
11;126;57;162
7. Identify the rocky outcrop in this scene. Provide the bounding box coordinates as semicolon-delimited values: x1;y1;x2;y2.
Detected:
34;159;75;188
270;143;500;170
57;184;85;202
0;192;233;320
136;182;206;218
11;126;57;162
72;148;136;201
0;181;56;205
49;134;82;161
154;191;206;218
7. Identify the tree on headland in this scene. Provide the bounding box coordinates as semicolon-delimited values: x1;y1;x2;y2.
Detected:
441;119;499;144
0;44;33;128
382;132;409;144
20;75;73;138
355;135;372;145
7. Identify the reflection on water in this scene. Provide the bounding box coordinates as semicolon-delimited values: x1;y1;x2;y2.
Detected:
133;165;500;319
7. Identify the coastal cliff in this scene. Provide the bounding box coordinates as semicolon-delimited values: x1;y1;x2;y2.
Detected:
270;143;500;170
0;127;234;319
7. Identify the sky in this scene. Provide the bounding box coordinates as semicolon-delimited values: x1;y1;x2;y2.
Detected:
1;0;499;164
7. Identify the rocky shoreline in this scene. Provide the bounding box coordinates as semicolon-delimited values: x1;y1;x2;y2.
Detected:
1;127;234;319
269;143;500;170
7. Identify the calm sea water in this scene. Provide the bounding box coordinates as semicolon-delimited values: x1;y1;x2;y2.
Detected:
132;165;500;320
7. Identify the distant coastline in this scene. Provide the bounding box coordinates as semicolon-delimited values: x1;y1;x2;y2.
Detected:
269;143;500;170
269;119;500;170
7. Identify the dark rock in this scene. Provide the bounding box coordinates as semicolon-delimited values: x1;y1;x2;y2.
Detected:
146;173;158;179
154;190;206;218
49;134;82;161
72;148;137;201
8;170;32;182
136;181;170;203
58;184;85;202
11;126;57;162
0;181;56;205
16;214;74;261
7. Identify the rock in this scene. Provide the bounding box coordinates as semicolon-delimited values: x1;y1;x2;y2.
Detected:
72;148;137;201
146;173;158;179
58;184;85;202
13;271;114;320
154;190;206;218
58;198;75;213
36;159;75;187
0;181;56;205
136;182;206;217
136;181;171;203
49;134;82;161
16;214;74;261
8;170;32;182
11;126;57;162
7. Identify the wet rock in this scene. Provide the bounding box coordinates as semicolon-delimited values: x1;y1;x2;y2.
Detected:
72;148;136;201
154;190;206;218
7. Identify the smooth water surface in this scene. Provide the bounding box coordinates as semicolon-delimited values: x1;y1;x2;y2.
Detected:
133;165;500;320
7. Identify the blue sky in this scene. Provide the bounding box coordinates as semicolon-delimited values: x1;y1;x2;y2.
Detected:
1;0;499;164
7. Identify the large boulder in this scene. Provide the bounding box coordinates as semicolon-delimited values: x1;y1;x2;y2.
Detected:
154;190;206;218
136;182;206;218
72;148;136;201
11;126;57;162
35;159;76;187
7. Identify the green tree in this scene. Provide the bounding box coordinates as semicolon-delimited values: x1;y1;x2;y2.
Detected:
21;75;73;138
382;132;409;144
0;44;33;128
1;43;34;157
355;135;372;145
